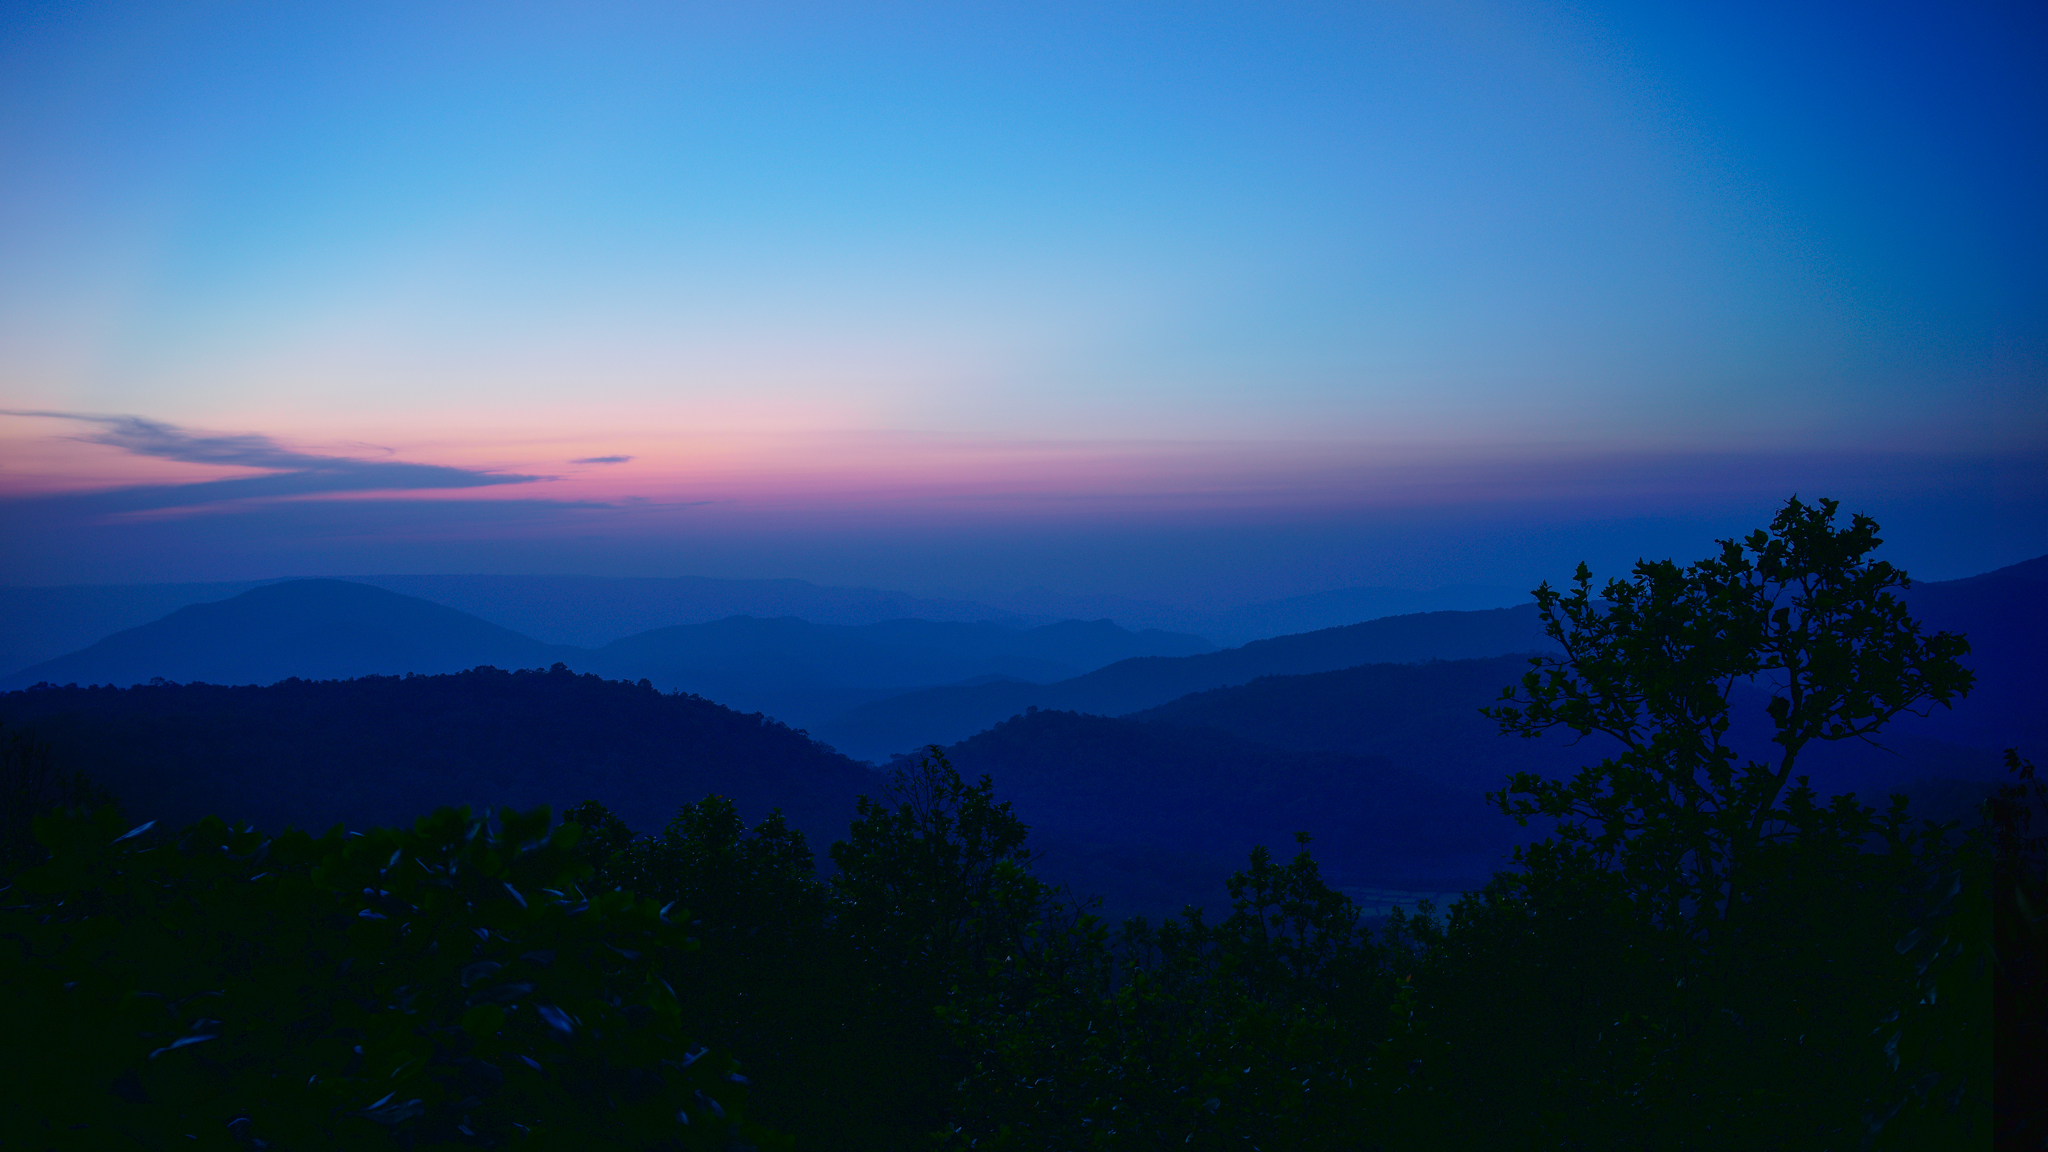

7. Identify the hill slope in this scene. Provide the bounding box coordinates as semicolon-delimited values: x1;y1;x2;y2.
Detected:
0;580;269;678
1128;655;1618;793
579;616;1214;729
1184;584;1527;646
1;580;580;691
812;604;1550;761
3;579;1215;735
1891;557;2047;755
349;573;1046;647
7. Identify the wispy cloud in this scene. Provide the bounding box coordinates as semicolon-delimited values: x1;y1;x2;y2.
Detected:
572;455;633;464
3;412;545;511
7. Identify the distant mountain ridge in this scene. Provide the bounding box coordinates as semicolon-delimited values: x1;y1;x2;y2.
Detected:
346;574;1049;648
576;615;1213;728
10;555;2038;776
0;581;1216;734
1163;585;1528;646
810;603;1554;761
1127;655;1615;793
0;572;1527;673
0;580;270;678
0;573;1044;673
3;554;2035;924
974;584;1528;645
3;580;581;692
812;555;2048;763
1886;555;2047;758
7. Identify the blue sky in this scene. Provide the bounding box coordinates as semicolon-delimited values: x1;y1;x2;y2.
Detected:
0;0;2040;601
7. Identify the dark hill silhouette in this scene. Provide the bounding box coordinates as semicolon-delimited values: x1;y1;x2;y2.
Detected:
1128;655;1620;793
350;573;1045;647
1933;553;2048;586
983;583;1526;644
1890;556;2047;756
579;616;1213;728
936;709;1526;915
0;667;879;854
1183;584;1527;646
812;604;1552;761
0;580;581;691
0;580;268;679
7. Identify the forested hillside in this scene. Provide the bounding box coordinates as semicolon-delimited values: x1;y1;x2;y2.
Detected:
0;668;1528;919
0;666;877;855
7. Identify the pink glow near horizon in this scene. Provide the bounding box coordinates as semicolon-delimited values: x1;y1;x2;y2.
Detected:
14;410;2025;535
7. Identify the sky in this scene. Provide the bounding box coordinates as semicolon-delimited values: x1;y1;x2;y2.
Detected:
1;0;2042;606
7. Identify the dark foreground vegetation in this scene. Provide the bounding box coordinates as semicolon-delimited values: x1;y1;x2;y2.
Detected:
2;499;2037;1149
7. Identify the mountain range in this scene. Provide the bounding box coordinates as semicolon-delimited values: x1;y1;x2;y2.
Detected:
0;581;1214;730
2;581;582;692
576;615;1213;726
0;575;1036;674
0;572;1529;674
7;554;2035;921
810;605;1554;761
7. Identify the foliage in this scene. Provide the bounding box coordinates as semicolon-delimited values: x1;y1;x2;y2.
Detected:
563;795;839;1144
824;748;1055;1144
1383;495;1992;1148
0;803;777;1150
559;751;1057;1150
941;833;1406;1151
1481;495;1974;937
830;747;1047;991
569;796;824;956
1382;801;1989;1149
